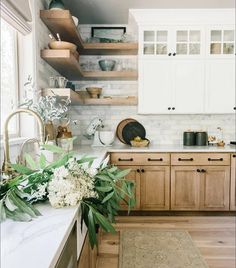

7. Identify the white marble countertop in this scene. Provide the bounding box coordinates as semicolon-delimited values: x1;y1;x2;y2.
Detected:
76;143;236;153
1;143;235;268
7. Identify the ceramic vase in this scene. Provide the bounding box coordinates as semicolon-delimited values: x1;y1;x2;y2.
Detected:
49;0;65;10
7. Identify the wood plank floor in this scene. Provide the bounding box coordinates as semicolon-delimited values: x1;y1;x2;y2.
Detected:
96;216;236;268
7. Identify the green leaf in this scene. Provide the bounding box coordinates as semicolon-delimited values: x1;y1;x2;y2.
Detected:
102;191;114;204
77;156;96;165
107;166;118;173
5;207;32;222
88;209;97;248
10;164;33;175
24;153;37;170
93;209;116;233
41;144;65;154
95;186;113;192
115;169;131;179
5;195;18;211
95;174;111;182
39;153;47;169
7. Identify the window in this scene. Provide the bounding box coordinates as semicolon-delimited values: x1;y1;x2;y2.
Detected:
1;18;20;136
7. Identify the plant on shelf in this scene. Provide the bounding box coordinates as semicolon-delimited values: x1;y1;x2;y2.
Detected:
0;144;135;248
20;76;71;140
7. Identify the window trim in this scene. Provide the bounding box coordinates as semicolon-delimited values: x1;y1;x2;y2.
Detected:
1;18;21;139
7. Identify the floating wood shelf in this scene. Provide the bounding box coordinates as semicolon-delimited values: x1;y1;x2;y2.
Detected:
42;88;138;106
41;49;138;80
40;10;138;55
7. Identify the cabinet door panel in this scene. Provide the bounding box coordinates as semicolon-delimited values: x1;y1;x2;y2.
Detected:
118;166;141;210
140;166;170;210
139;59;172;114
172;60;205;113
200;166;230;211
206;60;235;113
230;154;236;211
171;166;200;210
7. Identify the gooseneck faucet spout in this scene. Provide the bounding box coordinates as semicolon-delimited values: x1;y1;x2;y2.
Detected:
2;108;45;174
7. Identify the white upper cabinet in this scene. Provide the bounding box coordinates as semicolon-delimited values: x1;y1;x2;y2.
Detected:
136;9;235;114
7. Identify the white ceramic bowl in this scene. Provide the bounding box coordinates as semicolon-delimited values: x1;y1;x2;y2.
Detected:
99;131;115;146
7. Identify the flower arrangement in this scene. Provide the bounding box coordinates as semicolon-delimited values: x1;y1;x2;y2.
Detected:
0;144;135;247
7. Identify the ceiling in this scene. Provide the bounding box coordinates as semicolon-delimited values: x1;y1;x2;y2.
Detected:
64;0;235;24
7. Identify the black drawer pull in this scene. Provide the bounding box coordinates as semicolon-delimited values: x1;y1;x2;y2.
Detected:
201;169;206;173
141;169;145;173
196;169;201;172
178;158;193;161
148;158;163;162
208;158;223;161
118;158;133;162
233;155;236;158
137;169;140;173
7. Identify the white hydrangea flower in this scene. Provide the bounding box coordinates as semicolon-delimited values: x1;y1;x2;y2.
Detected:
48;159;98;208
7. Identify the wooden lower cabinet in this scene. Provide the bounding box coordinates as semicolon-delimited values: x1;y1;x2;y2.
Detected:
118;166;141;210
200;166;230;211
230;154;236;211
140;166;170;210
77;234;97;268
171;166;200;210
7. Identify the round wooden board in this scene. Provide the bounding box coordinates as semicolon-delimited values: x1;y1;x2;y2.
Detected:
116;118;137;144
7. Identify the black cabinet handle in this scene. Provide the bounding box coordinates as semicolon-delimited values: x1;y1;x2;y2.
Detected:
233;155;236;158
173;52;176;56
172;107;175;110
196;169;201;172
168;107;171;110
178;158;193;161
208;158;223;161
148;158;163;162
118;158;133;162
137;169;140;173
201;169;206;173
141;169;145;173
234;107;236;110
168;53;172;56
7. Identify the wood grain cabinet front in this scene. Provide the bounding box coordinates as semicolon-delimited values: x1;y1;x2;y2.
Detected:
140;166;170;210
199;166;230;211
230;154;236;211
171;166;200;210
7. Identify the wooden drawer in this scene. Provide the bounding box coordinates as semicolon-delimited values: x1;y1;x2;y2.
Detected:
171;153;230;166
110;153;170;166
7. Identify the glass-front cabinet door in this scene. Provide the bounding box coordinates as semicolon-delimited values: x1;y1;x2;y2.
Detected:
141;28;171;56
141;27;204;57
208;27;235;57
173;27;204;57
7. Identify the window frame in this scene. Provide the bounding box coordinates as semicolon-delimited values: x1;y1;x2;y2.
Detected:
1;18;21;138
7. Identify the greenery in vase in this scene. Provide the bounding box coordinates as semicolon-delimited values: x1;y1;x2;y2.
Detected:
0;144;135;248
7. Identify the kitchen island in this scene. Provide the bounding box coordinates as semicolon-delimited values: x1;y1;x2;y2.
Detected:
1;144;235;268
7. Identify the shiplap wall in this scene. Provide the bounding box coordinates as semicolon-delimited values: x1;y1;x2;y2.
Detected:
37;4;235;146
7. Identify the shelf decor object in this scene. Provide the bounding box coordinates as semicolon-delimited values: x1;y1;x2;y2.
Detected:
41;49;138;80
40;10;138;55
49;0;65;10
42;88;138;106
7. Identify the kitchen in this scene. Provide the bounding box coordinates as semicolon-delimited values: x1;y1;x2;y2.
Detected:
0;0;235;268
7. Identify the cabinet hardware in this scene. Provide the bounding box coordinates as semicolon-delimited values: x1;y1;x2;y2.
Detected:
173;52;176;56
234;107;236;110
168;53;172;56
201;169;206;173
137;169;140;173
141;169;145;173
178;158;193;161
168;107;171;110
197;169;201;172
233;155;236;158
118;158;133;162
148;158;163;161
208;158;223;161
172;107;175;110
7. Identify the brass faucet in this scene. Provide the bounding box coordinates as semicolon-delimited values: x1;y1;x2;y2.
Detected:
2;108;45;174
